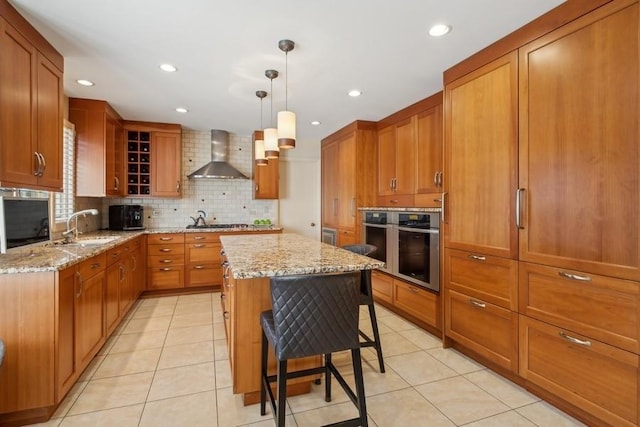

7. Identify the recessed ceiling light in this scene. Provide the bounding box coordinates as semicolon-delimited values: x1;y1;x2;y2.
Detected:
429;24;451;37
76;79;94;86
348;90;362;97
175;107;188;113
311;121;321;126
160;63;177;72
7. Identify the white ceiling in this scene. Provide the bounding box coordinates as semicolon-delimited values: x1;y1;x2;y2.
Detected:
11;0;564;145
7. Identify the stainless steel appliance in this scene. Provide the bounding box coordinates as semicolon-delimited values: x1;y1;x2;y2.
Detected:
0;188;50;253
363;210;440;292
109;205;145;230
321;227;337;245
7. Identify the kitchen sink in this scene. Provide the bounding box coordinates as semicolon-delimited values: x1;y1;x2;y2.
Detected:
47;236;120;247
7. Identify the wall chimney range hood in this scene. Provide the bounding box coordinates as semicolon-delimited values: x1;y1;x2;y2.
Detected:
187;130;249;179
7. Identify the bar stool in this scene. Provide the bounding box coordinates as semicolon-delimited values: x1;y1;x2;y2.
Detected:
341;244;386;373
260;271;368;427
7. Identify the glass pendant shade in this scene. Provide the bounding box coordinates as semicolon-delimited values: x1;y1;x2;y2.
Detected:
277;110;296;149
255;138;268;166
264;127;279;159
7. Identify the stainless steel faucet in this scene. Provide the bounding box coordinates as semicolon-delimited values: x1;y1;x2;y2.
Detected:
190;210;207;227
63;209;99;241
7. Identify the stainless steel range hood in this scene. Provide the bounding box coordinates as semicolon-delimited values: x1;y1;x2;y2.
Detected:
187;130;249;179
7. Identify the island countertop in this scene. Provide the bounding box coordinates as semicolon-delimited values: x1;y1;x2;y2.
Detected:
220;233;385;279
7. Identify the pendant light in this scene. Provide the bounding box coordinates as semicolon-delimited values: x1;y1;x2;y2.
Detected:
277;39;296;149
254;90;268;166
264;69;279;159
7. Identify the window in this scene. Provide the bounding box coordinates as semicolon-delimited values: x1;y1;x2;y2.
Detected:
52;120;75;229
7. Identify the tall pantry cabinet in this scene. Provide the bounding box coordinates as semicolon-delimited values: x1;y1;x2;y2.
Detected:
443;1;640;426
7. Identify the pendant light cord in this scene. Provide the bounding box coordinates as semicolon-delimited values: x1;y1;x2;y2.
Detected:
285;52;288;111
270;78;274;127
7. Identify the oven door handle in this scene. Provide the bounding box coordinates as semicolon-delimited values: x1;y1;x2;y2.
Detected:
364;223;392;229
396;227;439;234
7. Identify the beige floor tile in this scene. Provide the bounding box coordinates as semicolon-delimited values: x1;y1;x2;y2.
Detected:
465;369;539;408
372;304;395;318
97;334;118;356
148;362;215;401
374;332;421;357
358;317;394;338
343;363;410;397
292;401;376;427
77;355;105;381
366;388;454;427
59;404;144;426
51;381;88;419
109;329;167;354
216;387;275;427
140;390;217;427
378;314;418;332
138;295;178;307
165;323;213;347
67;371;153;415
398;328;442;350
239;415;298;426
178;292;214;303
213;321;226;339
131;303;176;319
27;418;62;426
215;358;232;389
121;315;172;334
464;410;537;427
110;318;131;336
214;337;230;361
157;340;214;369
92;348;162;379
384;351;457;386
427;347;485;374
286;378;350;413
170;311;213;329
174;301;213;317
415;376;510;425
213;310;225;323
517;401;587;427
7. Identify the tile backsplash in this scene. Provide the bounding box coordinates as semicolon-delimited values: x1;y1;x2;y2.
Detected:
98;130;278;229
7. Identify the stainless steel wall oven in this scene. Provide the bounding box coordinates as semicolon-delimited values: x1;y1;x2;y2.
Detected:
363;210;440;292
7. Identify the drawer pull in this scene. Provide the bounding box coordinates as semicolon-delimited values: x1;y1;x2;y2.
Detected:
160;259;173;263
221;293;225;300
558;271;591;282
159;237;173;241
223;311;230;320
220;249;226;256
111;252;120;258
159;267;173;271
91;262;101;269
468;254;486;261
160;248;172;252
193;265;205;269
194;236;206;240
408;286;419;293
469;299;486;308
559;331;591;347
193;244;206;248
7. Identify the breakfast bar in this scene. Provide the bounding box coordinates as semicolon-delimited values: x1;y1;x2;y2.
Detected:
219;233;384;404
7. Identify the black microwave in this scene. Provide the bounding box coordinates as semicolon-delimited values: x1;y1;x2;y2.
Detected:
0;189;50;253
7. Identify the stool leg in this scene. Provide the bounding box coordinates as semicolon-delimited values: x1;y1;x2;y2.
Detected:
324;353;332;402
276;359;287;427
260;331;268;416
351;348;369;427
367;303;385;373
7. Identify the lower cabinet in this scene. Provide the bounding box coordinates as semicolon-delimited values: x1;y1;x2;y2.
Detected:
371;270;440;331
147;233;185;290
185;233;222;288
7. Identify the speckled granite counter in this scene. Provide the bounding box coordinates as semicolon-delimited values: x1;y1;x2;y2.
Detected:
220;233;385;279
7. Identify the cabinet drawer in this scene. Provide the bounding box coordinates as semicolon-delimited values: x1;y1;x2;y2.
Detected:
372;271;393;304
186;265;222;288
106;244;128;266
414;193;442;208
394;279;438;328
376;194;414;207
445;288;518;372
77;253;107;278
148;244;185;256
445;248;518;310
185;233;221;244
519;262;640;354
147;266;184;290
148;254;184;267
519;315;638;427
186;243;221;264
147;233;184;244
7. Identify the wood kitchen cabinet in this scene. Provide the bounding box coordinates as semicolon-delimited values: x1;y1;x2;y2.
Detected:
321;121;377;245
414;102;443;207
69;98;125;197
0;14;63;192
376;121;415;206
252;130;279;199
185;233;222;289
147;233;185;290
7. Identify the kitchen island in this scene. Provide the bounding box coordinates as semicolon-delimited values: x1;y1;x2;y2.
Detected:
219;233;384;404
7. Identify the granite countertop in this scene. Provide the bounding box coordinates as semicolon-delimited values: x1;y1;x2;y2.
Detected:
359;206;442;212
0;226;283;274
220;233;385;279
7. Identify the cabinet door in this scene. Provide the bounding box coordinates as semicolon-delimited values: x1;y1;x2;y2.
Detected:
393;116;416;196
35;53;63;191
377;125;395;196
151;131;181;197
254;158;279;199
105;262;122;335
444;52;518;259
519;2;640;280
105;114;124;196
75;271;105;369
321;141;340;228
337;134;356;230
415;105;443;203
56;267;77;399
0;19;37;188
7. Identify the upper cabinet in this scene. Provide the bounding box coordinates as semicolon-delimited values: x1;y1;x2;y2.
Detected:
376;92;443;208
252;131;279;199
69;98;125;197
0;9;63;192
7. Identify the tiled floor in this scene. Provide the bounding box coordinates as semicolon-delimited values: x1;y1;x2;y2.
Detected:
32;292;586;427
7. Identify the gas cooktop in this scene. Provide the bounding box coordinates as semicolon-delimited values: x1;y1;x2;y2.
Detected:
186;223;249;229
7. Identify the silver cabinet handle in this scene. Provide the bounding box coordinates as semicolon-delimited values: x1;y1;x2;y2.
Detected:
114;176;120;191
159;237;173;241
176;180;180;192
255;184;259;193
75;271;83;298
91;262;101;269
441;192;447;224
223;311;230;320
559;331;591;347
515;188;525;229
559;271;591;282
469;299;486;308
390;199;399;204
193;265;205;269
33;152;41;176
160;248;172;252
119;265;125;281
408;286;419;293
160;259;173;263
468;254;486;261
111;252;120;258
438;171;443;187
193;244;206;248
159;267;173;271
433;171;439;186
194;236;205;240
220;249;226;256
38;152;46;176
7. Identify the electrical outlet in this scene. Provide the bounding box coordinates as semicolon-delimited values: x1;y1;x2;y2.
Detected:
152;209;161;217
